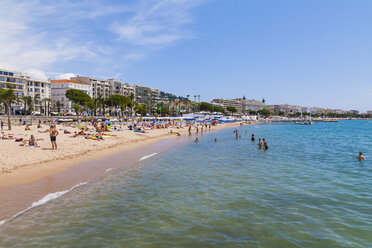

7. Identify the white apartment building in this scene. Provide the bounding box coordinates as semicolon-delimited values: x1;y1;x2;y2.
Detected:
211;99;243;113
0;69;51;114
135;85;160;105
51;79;91;113
107;79;135;98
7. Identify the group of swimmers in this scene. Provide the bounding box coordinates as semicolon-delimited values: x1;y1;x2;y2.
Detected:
189;123;212;136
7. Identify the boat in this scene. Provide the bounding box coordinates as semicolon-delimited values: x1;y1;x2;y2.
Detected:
295;120;313;125
295;109;314;125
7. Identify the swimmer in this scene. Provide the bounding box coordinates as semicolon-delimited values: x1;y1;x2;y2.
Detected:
257;138;262;149
251;134;255;142
195;138;199;143
263;138;268;150
356;152;365;161
236;130;239;140
214;138;217;142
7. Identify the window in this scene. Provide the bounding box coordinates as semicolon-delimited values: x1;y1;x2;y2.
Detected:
29;88;33;92
3;72;8;75
41;89;44;93
0;71;3;75
0;83;5;88
17;85;23;89
41;83;44;87
16;79;22;83
0;77;4;81
7;78;15;82
34;82;39;87
9;72;14;76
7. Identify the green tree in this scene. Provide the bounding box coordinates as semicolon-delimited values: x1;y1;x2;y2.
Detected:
0;84;18;130
56;101;61;113
106;95;132;117
65;89;91;119
135;104;147;116
226;106;238;114
212;105;225;114
198;102;214;112
258;109;272;117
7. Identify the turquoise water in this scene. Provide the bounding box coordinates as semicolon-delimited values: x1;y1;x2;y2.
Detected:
1;120;372;247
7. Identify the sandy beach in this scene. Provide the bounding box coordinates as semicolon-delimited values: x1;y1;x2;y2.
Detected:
0;121;243;187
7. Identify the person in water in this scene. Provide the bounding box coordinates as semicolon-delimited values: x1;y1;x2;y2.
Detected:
356;152;365;161
263;138;268;150
251;134;255;142
195;138;199;143
214;138;217;142
257;138;263;149
235;130;239;140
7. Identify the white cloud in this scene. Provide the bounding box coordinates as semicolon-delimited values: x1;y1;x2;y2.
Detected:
23;69;49;81
55;73;76;80
110;0;201;46
0;0;204;75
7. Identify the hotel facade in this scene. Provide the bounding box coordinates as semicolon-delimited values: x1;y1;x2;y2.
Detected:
0;69;51;114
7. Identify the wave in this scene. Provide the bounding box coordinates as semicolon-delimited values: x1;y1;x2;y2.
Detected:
139;153;158;161
0;182;87;226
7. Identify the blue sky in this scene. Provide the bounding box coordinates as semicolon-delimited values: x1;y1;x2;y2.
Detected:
1;0;371;112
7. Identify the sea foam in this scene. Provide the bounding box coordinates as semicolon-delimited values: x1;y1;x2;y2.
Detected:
139;153;158;161
0;182;87;226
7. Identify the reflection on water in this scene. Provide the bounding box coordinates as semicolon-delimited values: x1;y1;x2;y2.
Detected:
1;121;371;248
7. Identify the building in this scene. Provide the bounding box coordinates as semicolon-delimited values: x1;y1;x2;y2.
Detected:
135;85;160;105
71;76;105;98
211;97;266;114
0;69;51;114
238;97;266;114
211;98;243;113
106;79;135;99
50;80;91;113
71;76;135;100
349;110;359;115
367;111;372;115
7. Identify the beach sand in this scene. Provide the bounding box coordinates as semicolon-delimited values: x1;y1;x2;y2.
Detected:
0;122;243;187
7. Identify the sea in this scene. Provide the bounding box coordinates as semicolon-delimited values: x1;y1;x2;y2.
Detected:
0;120;371;248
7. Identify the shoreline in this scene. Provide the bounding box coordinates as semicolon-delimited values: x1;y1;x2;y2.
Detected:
0;122;242;187
0;122;243;222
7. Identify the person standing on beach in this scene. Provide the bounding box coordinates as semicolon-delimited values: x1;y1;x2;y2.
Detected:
188;125;192;136
196;125;199;134
1;120;3;130
50;124;59;150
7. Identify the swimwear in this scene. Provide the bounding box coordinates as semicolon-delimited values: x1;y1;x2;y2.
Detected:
50;136;56;142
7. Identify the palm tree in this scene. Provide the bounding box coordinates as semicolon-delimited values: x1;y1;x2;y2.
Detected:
30;93;40;125
43;98;51;116
185;95;190;114
0;84;18;130
20;96;30;115
56;101;61;113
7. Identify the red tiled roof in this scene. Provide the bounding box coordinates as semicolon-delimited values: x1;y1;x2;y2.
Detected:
51;79;89;85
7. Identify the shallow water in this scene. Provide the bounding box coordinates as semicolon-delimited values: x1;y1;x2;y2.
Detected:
1;120;371;247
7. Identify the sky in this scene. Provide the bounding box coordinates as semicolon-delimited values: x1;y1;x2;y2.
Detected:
0;0;372;112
